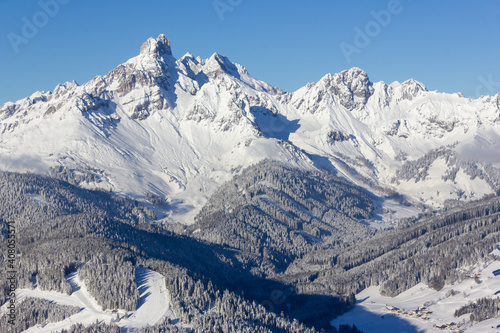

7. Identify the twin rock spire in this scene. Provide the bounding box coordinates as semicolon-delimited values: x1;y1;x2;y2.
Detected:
140;34;172;57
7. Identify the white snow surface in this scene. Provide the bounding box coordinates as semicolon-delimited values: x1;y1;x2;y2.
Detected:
331;249;500;332
0;267;177;332
1;35;500;224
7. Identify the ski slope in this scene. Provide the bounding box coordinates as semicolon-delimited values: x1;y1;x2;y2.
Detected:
5;267;177;332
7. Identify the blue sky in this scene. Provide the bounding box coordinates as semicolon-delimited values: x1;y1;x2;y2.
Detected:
1;0;499;104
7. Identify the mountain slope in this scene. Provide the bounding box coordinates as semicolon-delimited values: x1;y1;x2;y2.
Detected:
2;168;500;331
190;160;375;276
0;170;347;332
1;34;500;224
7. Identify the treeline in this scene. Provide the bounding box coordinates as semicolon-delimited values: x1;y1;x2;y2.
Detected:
392;146;454;183
392;145;500;192
61;322;121;333
454;297;500;324
0;297;81;333
0;171;155;230
48;165;103;186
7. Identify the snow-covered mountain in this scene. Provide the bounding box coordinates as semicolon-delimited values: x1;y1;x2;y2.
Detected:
1;34;499;223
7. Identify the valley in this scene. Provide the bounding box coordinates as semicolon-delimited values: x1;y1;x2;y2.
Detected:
1;34;500;332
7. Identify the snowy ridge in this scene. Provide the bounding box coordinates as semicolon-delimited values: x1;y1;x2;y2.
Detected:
1;34;500;223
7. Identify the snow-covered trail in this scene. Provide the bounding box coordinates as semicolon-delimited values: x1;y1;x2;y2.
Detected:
66;271;103;313
5;267;177;332
122;266;177;332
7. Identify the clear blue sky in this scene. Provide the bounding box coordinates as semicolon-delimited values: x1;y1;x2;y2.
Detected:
1;0;499;104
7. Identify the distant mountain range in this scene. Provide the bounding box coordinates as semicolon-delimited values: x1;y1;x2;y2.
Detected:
1;34;500;224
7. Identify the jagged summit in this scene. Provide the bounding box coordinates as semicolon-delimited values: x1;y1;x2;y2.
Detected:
205;52;241;78
389;78;428;92
338;67;370;81
297;67;374;111
139;34;172;57
401;78;427;90
331;67;373;109
1;35;500;224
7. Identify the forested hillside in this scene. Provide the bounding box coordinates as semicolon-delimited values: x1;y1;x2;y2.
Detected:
0;170;353;332
296;196;500;297
2;166;500;332
191;160;375;274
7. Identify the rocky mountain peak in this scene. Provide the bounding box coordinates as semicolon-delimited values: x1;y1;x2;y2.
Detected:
334;67;372;93
205;52;240;79
398;78;428;101
327;67;374;110
140;34;172;57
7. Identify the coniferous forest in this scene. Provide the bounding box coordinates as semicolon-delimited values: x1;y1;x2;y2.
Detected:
2;160;500;331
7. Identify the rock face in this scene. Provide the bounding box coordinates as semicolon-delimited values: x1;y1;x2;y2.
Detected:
1;34;500;223
329;67;374;110
140;34;172;56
